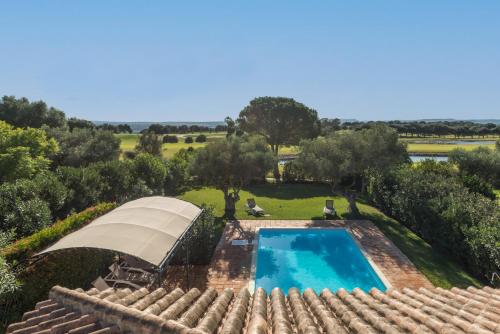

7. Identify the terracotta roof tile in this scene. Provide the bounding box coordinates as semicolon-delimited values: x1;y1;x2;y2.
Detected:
7;285;500;334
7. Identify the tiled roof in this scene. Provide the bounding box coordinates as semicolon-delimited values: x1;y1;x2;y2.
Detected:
7;285;500;334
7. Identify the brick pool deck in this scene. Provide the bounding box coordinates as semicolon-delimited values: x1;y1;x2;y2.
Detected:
205;220;433;292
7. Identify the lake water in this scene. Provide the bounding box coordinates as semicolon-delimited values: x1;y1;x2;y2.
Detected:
410;155;448;162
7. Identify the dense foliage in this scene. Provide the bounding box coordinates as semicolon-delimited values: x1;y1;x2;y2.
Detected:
449;147;500;188
0;96;66;129
45;127;120;167
340;120;500;138
366;163;500;281
0;121;58;182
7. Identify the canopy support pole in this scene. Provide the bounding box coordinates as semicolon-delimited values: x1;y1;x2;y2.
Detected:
185;238;190;291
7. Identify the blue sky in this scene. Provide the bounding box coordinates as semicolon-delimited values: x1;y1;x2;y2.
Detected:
1;1;499;121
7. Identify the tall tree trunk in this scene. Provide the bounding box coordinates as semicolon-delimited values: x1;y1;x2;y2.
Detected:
222;189;236;216
345;192;360;217
272;145;281;182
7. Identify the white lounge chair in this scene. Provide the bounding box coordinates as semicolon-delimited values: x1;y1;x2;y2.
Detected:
92;275;141;291
323;199;336;218
246;198;265;216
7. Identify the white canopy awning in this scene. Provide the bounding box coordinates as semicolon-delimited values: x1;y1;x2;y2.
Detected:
38;196;202;266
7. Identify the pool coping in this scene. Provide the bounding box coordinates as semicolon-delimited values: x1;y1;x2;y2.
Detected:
206;220;433;293
248;226;392;293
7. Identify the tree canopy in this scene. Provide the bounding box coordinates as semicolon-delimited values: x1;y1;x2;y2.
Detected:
46;127;121;167
237;96;320;179
0;121;59;182
0;96;66;129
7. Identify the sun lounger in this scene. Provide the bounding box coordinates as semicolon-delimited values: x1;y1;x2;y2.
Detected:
246;198;265;216
121;254;155;273
323;199;336;218
105;263;152;286
92;275;142;291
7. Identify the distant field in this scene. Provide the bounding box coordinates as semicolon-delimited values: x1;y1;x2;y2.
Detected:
406;143;495;153
116;133;223;159
118;133;497;157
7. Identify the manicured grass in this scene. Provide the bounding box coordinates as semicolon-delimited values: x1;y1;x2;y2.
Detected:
407;143;495;153
179;183;482;288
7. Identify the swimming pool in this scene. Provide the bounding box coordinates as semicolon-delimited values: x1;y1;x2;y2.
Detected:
254;228;387;294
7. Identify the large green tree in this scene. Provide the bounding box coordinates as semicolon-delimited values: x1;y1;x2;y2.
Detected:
46;127;120;167
449;147;500;188
296;125;407;213
0;121;58;182
237;97;320;180
190;135;274;214
0;96;66;129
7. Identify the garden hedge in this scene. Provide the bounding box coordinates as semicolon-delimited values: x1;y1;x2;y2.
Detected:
1;202;116;264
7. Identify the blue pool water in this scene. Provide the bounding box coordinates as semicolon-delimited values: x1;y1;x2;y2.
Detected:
255;228;387;294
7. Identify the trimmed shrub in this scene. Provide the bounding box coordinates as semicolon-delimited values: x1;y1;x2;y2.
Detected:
163;135;179;143
195;134;207;143
184;136;193;144
1;203;115;264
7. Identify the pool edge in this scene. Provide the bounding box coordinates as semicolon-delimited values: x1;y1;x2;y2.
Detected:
248;226;392;294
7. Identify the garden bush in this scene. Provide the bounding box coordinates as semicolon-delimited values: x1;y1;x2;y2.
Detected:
366;165;500;281
163;135;179;143
184;136;193;144
195;134;207;143
1;203;115;264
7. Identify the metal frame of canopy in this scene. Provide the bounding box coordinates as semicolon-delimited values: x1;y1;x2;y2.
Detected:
154;208;203;289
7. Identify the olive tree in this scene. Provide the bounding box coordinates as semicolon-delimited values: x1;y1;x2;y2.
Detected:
296;124;407;214
237;97;320;180
190;135;274;214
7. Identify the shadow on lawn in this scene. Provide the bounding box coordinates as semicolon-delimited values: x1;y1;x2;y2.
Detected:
244;183;333;200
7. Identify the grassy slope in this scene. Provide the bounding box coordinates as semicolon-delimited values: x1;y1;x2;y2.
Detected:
179;183;481;288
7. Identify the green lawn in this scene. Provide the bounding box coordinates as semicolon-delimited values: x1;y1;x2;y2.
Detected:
179;183;481;288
